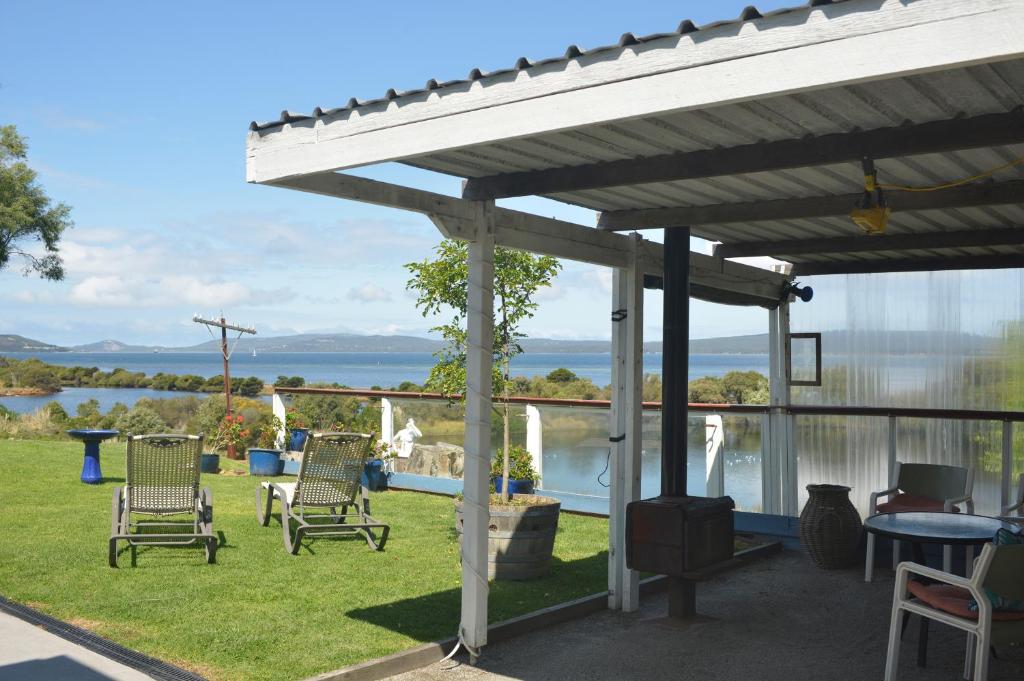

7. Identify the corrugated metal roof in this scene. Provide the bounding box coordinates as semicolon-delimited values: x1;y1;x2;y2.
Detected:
249;0;846;132
249;0;1024;273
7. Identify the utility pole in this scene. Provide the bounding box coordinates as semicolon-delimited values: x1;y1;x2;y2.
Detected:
193;315;257;458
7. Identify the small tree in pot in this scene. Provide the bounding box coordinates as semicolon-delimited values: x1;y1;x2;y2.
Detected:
408;240;561;580
491;445;538;495
406;239;559;503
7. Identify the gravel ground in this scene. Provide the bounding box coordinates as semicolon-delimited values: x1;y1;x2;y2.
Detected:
389;550;1024;681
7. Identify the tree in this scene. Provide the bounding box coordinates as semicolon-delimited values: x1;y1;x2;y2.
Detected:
722;370;769;405
688;376;727;404
406;239;560;502
0;126;72;280
546;368;577;383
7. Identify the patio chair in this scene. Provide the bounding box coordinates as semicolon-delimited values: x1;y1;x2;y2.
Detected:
255;432;389;554
1001;474;1024;526
884;539;1024;681
866;462;974;582
109;434;215;567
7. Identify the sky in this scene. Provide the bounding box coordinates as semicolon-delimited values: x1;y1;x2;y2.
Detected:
1;1;803;347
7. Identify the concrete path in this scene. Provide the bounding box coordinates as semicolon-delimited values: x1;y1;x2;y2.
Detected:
390;551;1024;681
0;610;154;680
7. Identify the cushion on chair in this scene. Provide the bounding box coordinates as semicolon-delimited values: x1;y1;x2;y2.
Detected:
969;528;1024;613
908;581;1024;622
262;481;296;504
876;493;958;514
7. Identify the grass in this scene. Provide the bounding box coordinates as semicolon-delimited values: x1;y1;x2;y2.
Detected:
0;440;610;680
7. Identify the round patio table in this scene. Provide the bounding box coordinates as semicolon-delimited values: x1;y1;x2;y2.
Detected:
66;429;119;484
865;511;1017;567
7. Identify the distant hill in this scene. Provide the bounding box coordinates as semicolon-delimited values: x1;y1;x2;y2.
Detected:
0;334;66;352
72;339;173;353
3;330;1002;356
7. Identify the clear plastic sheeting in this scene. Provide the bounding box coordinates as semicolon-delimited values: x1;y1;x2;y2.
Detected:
791;270;1024;411
387;397;527;481
790;269;1024;515
535;405;762;510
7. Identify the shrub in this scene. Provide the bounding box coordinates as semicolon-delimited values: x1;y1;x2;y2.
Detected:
490;445;539;483
116;405;167;436
44;401;69;422
546;367;577;383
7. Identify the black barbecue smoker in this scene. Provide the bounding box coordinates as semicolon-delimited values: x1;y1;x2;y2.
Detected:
625;228;736;618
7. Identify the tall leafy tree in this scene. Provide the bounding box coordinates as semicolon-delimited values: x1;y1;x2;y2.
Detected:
0;125;72;280
406;239;560;502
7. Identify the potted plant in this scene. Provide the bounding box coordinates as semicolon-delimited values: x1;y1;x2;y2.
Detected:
361;438;393;492
206;414;249;472
406;239;561;580
286;408;309;452
491;445;538;495
248;415;284;476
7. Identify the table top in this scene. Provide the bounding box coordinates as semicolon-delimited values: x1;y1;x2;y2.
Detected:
865;511;1019;545
66;429;120;442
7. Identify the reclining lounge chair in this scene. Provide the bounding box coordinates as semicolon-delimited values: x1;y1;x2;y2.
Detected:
256;432;389;554
109;434;215;567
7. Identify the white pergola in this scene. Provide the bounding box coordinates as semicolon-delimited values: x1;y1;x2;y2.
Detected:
246;0;1024;657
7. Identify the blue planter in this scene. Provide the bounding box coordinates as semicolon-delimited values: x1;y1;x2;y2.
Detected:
361;459;388;492
248;449;282;476
200;453;220;473
289;428;310;452
494;477;535;495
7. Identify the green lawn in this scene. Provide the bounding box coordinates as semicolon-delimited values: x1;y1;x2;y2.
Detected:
0;440;609;680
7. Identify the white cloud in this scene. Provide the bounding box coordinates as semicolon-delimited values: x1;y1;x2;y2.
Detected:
67;274;296;309
70;276;134;306
347;283;392;303
582;268;614;295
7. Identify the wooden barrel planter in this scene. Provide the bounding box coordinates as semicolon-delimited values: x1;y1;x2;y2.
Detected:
455;495;561;581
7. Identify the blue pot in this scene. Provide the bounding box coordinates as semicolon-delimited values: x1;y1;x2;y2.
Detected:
200;453;220;474
248;449;282;476
289;428;310;452
494;477;534;495
361;459;388;492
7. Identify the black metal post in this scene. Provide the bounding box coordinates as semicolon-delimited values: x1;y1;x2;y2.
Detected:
661;227;690;497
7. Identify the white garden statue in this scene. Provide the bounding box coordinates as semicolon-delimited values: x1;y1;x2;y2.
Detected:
391;418;422;459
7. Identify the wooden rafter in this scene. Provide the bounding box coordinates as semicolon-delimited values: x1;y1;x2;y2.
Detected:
462;110;1024;200
599;180;1024;231
792;254;1024;276
714;227;1024;259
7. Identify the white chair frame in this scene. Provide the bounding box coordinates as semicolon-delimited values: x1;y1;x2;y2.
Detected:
885;544;993;681
866;462;975;582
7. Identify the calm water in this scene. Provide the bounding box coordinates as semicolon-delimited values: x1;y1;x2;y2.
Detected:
0;351;769;414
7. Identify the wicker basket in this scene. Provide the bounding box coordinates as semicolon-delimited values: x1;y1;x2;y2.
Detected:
799;484;863;569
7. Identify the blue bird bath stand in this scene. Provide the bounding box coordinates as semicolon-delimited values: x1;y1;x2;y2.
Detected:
66;429;120;484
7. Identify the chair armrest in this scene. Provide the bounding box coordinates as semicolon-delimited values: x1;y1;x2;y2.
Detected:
944;493;973;513
1002;499;1024;516
869;487;899;512
896;561;973;588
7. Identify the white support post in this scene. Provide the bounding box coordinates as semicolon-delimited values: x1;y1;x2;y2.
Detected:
706;414;725;498
1002;421;1014;510
459;206;495;658
525;404;543;484
380;397;395;470
888;415;898;486
272;392;288;450
767;299;795;516
608;237;645;612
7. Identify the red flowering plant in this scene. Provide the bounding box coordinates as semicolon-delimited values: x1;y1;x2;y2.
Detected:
285;408;307;431
210;413;250;459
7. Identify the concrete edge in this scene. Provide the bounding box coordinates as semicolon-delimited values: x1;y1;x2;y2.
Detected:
0;595;204;681
304;538;783;681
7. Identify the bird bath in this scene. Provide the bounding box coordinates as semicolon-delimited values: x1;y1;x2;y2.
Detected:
66;429;120;484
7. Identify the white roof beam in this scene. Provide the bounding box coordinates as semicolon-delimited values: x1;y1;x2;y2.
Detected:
247;0;1024;183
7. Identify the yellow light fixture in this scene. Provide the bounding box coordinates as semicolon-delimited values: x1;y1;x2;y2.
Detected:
851;157;890;236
